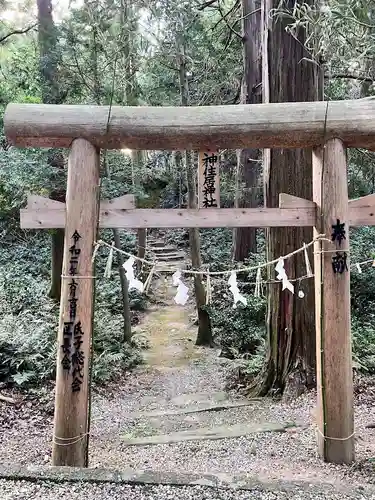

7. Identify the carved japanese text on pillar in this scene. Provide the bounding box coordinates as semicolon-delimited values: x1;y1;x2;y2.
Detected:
331;219;348;274
61;230;85;393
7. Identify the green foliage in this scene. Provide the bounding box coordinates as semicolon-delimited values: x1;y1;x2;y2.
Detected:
0;235;143;388
210;291;266;358
352;317;375;373
2;0;375;389
200;228;233;271
0;308;57;387
91;311;143;384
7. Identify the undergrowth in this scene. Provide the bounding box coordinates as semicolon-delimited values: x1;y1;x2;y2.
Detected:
0;231;144;389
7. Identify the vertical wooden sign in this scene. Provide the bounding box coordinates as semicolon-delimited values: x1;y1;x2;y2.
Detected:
52;138;100;467
312;139;354;465
198;151;220;208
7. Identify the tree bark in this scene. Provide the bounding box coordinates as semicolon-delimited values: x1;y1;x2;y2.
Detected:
131;150;147;272
113;230;132;342
88;2;132;341
178;37;212;346
233;0;262;261
256;0;322;395
48;188;65;300
37;0;65;301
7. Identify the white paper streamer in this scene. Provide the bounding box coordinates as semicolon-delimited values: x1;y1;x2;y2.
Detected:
171;269;189;305
254;268;262;297
206;273;212;305
228;271;247;308
123;256;144;292
175;280;189;305
275;258;294;294
172;270;182;287
303;242;313;277
356;263;362;274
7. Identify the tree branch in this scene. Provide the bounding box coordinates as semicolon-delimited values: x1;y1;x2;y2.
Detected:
212;0;239;29
197;0;218;10
217;2;242;40
325;73;374;84
0;23;37;44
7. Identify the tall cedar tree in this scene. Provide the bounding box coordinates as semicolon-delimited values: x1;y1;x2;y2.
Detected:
232;0;261;261
37;0;65;301
256;0;322;395
178;38;213;346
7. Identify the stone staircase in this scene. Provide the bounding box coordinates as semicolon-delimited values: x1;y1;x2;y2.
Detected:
147;235;185;270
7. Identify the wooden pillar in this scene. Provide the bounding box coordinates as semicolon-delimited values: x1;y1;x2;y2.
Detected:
312;138;354;464
52;139;100;466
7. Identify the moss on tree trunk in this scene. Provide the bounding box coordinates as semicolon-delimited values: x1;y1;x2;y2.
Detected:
255;0;322;395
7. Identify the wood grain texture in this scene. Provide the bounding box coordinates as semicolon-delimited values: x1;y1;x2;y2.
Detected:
52;139;100;467
312;146;324;463
278;193;316;209
20;207;316;229
5;100;375;150
312;140;354;464
348;193;375;208
26;194;135;210
348;193;375;224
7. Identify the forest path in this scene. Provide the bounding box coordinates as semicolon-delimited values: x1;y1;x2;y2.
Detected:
89;277;375;496
138;273;206;370
2;276;375;499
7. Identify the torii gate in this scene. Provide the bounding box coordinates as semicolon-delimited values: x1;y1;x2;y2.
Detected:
4;99;375;467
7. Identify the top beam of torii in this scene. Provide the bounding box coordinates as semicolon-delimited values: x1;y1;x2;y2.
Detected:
4;99;375;151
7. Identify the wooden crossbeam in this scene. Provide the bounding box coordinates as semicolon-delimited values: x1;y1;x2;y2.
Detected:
279;193;375;226
5;100;375;151
21;206;316;229
21;194;135;229
278;193;315;209
25;194;135;210
21;193;375;230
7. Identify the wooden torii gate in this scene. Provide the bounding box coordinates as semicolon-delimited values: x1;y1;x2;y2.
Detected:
4;99;375;467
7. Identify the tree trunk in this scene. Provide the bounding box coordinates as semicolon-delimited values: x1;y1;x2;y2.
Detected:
37;0;65;302
232;0;262;261
178;37;212;346
122;1;146;270
174;151;184;208
256;0;322;395
48;181;65;300
131;150;147;271
185;151;213;346
113;230;132;342
88;2;132;341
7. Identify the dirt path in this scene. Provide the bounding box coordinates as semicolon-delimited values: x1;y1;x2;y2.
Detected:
2;277;375;498
140;305;203;369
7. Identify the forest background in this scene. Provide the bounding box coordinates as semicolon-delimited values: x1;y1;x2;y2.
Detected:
0;0;375;396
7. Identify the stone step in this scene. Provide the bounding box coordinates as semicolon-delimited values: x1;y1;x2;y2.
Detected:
157;252;185;262
149;246;178;254
148;241;166;248
127;400;260;419
121;421;299;446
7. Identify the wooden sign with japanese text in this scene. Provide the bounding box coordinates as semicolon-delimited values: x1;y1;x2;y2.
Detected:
198;151;220;209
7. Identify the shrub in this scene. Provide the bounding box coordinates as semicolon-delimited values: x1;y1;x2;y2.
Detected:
0;234;143;389
209;280;266;358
